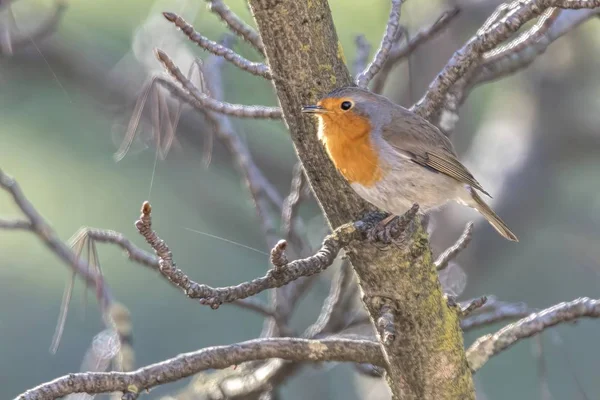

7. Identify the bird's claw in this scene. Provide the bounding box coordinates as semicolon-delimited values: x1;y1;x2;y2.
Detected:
367;214;399;246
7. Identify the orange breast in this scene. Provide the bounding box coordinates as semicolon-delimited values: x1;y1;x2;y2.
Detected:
319;114;383;187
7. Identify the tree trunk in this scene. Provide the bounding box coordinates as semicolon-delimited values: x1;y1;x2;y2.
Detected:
249;1;475;398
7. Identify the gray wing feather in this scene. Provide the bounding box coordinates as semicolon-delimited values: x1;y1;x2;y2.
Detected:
381;107;491;198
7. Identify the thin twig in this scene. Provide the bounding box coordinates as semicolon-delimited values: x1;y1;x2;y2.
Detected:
201;41;283;244
412;0;600;120
281;163;307;241
475;8;600;85
532;335;553;400
155;51;282;119
69;227;277;318
483;7;561;64
201;38;314;339
460;298;532;331
467;297;600;372
135;201;360;309
372;7;460;93
355;0;404;88
2;2;67;54
206;0;265;55
73;228;158;269
436;7;600;134
0;169;113;309
0;218;31;229
303;261;355;338
435;222;474;271
163;12;272;79
15;337;384;400
353;35;371;77
459;296;488;318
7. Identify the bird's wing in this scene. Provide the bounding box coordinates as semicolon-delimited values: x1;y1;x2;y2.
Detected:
381;108;491;198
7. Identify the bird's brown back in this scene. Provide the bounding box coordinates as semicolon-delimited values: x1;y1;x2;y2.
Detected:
379;105;491;197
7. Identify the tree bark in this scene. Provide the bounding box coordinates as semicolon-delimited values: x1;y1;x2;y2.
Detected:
249;1;475;398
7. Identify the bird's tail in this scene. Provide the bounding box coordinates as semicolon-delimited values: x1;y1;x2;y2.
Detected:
469;189;518;242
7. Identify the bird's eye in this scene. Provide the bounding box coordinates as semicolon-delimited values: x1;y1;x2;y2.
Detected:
340;101;353;111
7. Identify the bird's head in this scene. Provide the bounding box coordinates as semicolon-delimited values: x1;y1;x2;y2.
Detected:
301;86;390;141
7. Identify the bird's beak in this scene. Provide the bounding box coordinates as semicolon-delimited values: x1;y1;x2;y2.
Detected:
301;105;327;114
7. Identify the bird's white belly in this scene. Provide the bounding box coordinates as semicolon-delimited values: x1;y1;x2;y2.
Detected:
351;159;461;215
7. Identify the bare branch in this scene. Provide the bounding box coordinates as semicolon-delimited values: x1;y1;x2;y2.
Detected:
281;163;307;241
467;297;600;372
206;0;265;55
372;7;460;93
436;7;600;134
355;0;404;88
155;51;282;119
475;8;600;85
201;45;285;247
234;298;277;318
458;296;488;318
483;7;561;65
435;222;474;271
270;239;289;270
135;201;360;309
73;227;158;270
70;227;276;318
460;297;532;331
412;0;600;120
15;337;384;400
353;35;371;77
532;335;553;400
0;218;31;230
0;169;112;308
163;12;272;79
304;261;355;337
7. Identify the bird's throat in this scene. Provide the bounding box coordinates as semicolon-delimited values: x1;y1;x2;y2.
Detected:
319;118;383;187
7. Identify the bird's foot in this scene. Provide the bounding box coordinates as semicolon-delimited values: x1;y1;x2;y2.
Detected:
366;204;420;245
367;214;398;244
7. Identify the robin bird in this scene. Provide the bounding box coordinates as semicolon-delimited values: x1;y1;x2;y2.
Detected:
301;86;518;242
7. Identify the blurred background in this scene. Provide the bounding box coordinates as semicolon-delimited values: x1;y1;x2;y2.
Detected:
1;0;600;399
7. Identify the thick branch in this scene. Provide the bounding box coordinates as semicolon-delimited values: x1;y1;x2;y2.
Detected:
15;337;383;400
467;297;600;372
